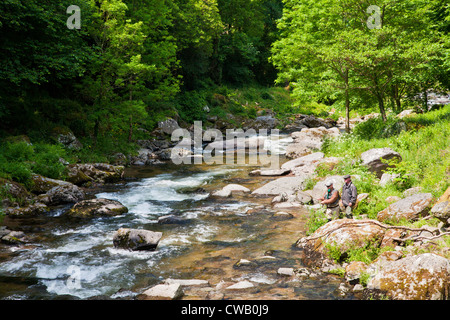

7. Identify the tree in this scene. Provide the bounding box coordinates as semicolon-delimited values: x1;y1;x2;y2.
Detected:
272;0;446;125
79;0;152;141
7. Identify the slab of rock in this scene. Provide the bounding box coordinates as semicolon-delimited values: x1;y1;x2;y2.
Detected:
430;186;450;225
164;279;210;287
360;148;402;178
66;198;128;218
251;176;308;197
225;280;254;290
5;202;49;218
113;228;162;251
377;193;434;223
285;127;339;159
281;152;325;171
249;168;291;176
30;174;73;194
367;253;450;300
66;163;124;185
277;268;295;276
211;184;250;197
142;283;183;300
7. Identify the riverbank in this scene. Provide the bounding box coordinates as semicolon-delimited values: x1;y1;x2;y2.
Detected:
0;104;449;300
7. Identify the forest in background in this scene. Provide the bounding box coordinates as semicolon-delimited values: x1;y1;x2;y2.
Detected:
0;0;283;141
0;0;449;188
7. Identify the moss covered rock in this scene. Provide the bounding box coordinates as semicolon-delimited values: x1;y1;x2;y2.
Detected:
66;198;128;218
66;163;124;186
367;253;450;300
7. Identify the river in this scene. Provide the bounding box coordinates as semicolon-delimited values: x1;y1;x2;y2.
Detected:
0;134;349;300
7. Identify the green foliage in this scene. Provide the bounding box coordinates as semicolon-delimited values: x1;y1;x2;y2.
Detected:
272;0;448;122
305;207;328;236
0;141;68;187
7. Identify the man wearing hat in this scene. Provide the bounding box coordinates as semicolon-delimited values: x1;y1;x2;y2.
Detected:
341;174;357;218
318;180;340;221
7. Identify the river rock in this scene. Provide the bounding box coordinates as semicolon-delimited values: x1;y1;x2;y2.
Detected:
360;148;402;178
430;186;450;225
281;152;325;171
249;168;291;176
296;219;386;268
345;261;368;285
5;202;49;218
142;283;183;300
367;253;450;300
377;193;434;223
225;280;254;290
30;174;73;194
211;184;251;198
164;279;210;287
66;198;128;218
67;163;124;185
0;228;28;245
285;127;336;159
270;211;294;220
52;127;83;150
251;176;308;197
0;178;31;207
113;228;162;251
43;184;85;206
158;118;180;135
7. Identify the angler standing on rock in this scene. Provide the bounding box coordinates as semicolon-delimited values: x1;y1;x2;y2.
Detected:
318;180;341;221
341;174;357;219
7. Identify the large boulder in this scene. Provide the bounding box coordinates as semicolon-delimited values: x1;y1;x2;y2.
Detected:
158;118;180;135
281;152;325;171
0;178;31;207
430;186;450;225
52;127;83;150
66;163;124;185
367;253;450;300
66;198;128;218
251;176;308;197
30;174;73;194
377;193;434;223
43;184;86;206
285;127;339;159
296;219;386;268
360;148;402;178
113;228;162;251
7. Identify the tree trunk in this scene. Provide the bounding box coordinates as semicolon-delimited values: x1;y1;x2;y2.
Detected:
377;92;387;121
393;84;401;112
423;89;428;111
344;68;350;133
128;88;133;143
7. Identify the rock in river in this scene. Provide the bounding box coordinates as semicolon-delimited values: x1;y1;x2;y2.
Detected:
66;198;128;218
113;228;163;251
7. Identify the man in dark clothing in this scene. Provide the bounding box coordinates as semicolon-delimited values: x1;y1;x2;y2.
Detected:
341;174;357;219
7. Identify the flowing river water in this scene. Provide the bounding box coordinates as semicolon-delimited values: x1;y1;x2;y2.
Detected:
0;134;350;300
